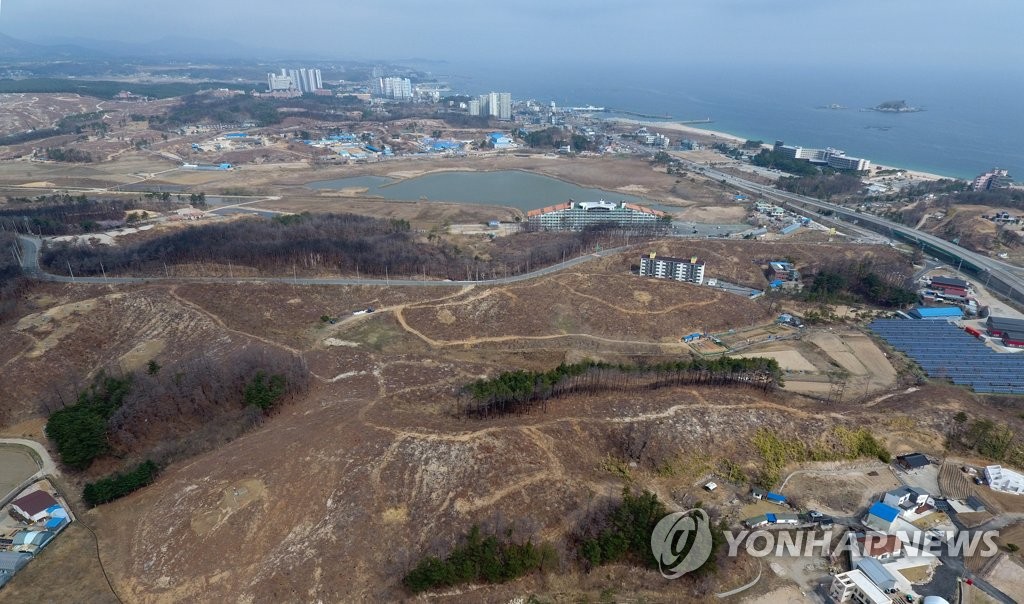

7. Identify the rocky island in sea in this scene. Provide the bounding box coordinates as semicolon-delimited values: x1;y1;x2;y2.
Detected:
869;99;924;113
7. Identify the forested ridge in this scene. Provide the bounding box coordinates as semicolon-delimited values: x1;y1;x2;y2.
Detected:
43;345;310;504
43;212;642;280
462;358;783;417
1;193;180;235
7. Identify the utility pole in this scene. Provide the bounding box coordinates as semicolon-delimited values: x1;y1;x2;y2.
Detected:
100;261;107;282
67;261;75;282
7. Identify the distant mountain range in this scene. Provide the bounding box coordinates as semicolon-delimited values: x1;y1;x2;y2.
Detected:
0;32;107;60
0;32;365;63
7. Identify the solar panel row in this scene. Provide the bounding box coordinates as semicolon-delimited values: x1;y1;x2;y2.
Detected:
868;319;1024;395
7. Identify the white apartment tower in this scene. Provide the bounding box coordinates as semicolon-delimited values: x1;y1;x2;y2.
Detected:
497;92;512;120
378;77;413;100
638;253;706;284
267;69;292;91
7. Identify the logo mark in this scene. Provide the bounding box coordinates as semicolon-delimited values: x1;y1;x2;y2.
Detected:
650;508;714;579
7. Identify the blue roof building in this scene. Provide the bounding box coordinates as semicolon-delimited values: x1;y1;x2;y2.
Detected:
865;501;900;533
488;132;514;149
909;306;963;320
765;513;777;523
780;222;802;235
765;492;786;504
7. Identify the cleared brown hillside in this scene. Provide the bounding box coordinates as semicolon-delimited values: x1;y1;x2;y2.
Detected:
0;240;955;603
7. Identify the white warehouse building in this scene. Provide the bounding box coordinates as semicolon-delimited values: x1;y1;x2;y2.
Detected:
985;465;1024;495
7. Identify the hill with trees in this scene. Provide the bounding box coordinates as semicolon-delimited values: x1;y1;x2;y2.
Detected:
43;212;649;280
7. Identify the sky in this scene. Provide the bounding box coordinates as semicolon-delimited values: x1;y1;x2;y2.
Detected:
1;0;1022;72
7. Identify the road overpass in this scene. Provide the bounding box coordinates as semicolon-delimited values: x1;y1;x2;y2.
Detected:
680;160;1024;308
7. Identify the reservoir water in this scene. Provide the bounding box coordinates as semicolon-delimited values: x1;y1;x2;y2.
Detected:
307;170;658;212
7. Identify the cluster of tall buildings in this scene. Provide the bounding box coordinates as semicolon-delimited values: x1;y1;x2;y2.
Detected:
772;140;871;171
266;68;323;93
376;77;413;100
469;92;513;120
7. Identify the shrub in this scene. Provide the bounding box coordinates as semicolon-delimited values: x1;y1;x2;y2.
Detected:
83;461;159;506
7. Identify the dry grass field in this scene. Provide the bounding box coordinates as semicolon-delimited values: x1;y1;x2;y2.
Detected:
0;141;1008;601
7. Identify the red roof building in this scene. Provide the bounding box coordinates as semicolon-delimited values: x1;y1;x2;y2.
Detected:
11;490;59;523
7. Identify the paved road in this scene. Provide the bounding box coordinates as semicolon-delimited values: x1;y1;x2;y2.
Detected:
17;234;632;287
680;160;1024;307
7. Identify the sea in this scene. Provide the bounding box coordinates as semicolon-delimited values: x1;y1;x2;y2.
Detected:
438;61;1024;181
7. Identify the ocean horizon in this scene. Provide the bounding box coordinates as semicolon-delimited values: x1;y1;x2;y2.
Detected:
437;61;1023;181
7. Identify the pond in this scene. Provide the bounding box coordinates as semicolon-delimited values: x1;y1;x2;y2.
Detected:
307;170;670;212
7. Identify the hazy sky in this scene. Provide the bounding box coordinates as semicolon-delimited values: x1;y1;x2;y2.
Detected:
2;0;1022;70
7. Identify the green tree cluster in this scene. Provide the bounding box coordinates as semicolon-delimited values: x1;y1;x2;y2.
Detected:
524;127;567;149
83;460;159;506
44;147;94;163
805;262;917;308
464;357;783;417
403;526;557;593
243;371;288;410
579;489;726;576
750;149;819;176
44;373;133;470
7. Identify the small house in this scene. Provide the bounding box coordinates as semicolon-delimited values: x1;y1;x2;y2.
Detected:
744;514;770;528
857;533;903;561
895;453;930;471
883;486;930;511
765;492;787;505
864;502;900;533
775;513;800;525
10;490;59;524
856;558;899;592
750;487;766;500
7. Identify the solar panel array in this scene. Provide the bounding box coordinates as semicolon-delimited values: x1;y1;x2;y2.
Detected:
869;319;1024;394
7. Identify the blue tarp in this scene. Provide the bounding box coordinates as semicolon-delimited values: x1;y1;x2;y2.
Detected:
44;517;65;530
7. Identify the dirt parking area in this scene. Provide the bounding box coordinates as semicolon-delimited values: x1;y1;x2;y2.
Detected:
780;465;899;516
734;349;817;372
894;464;941;497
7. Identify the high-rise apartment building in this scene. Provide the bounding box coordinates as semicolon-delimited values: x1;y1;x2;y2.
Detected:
638;253;706;284
377;77;413;100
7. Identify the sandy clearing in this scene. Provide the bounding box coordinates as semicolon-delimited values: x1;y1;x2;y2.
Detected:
983;555;1024;603
741;585;812;604
118;339;166;371
190;478;268;537
735;350;817;372
323;338;359;347
808;331;867;375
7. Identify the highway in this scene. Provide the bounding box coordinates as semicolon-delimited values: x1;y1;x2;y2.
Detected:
15;234;631;287
678;159;1024;308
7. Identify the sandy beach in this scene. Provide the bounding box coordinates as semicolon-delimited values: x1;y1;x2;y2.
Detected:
609;117;951;181
611;117;747;144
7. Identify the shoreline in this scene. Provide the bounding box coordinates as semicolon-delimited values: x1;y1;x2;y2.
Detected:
606;117;953;182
